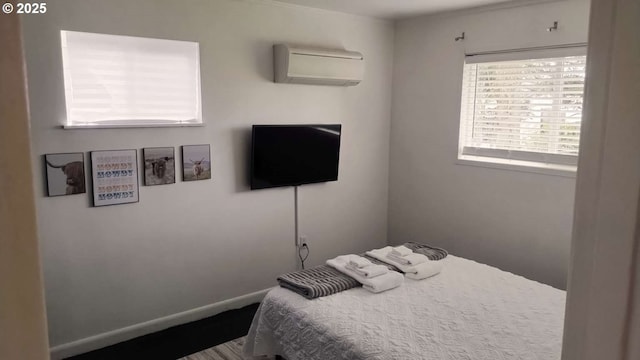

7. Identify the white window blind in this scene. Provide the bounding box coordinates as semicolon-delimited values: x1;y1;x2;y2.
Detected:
459;49;586;167
61;31;202;128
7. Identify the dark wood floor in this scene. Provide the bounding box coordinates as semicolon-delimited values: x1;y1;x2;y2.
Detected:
66;303;260;360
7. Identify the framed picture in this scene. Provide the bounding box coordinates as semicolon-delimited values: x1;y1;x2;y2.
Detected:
182;144;211;181
143;147;175;186
45;152;86;196
90;149;139;207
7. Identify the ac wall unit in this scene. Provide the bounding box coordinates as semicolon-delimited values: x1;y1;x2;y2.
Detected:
273;44;364;86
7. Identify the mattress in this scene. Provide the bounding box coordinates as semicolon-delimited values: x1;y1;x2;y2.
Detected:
244;255;566;360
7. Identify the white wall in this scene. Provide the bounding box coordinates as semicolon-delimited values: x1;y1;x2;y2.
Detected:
389;0;590;289
22;0;394;349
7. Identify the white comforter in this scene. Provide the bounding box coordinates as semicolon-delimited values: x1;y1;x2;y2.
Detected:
244;256;565;360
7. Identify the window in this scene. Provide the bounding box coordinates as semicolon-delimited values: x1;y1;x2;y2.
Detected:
61;31;202;128
458;48;587;173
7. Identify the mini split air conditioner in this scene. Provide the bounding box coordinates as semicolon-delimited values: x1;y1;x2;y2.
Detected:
273;44;364;86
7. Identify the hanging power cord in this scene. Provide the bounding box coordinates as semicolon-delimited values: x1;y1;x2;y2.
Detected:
294;186;310;269
298;243;310;270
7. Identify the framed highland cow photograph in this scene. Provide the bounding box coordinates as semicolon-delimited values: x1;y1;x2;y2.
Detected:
45;152;86;197
143;147;175;186
181;144;211;181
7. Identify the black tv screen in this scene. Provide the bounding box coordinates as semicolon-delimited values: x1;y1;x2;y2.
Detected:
250;124;342;190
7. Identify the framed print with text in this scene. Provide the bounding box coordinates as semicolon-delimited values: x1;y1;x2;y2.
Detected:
91;149;139;207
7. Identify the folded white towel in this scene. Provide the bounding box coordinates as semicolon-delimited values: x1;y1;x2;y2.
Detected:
348;256;373;269
366;247;443;280
368;247;414;270
404;261;443;280
387;253;410;264
387;253;429;266
327;257;403;293
334;254;363;264
391;245;413;257
345;263;388;278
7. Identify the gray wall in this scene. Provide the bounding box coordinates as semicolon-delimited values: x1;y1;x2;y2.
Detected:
389;0;590;290
22;0;394;347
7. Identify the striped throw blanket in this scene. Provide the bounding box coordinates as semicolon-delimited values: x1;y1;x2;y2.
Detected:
277;265;358;299
404;242;448;260
278;242;448;299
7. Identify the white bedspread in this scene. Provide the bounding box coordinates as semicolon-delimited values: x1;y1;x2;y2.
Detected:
244;256;565;360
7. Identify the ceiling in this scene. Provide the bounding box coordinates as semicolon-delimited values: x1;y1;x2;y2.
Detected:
270;0;525;19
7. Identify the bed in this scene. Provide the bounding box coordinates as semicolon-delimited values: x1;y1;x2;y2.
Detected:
244;255;565;360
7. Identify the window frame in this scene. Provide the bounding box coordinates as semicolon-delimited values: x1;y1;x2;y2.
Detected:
457;46;587;176
60;31;204;129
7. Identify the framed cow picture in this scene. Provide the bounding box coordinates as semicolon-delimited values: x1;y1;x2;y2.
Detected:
44;152;86;196
143;147;175;186
181;144;211;181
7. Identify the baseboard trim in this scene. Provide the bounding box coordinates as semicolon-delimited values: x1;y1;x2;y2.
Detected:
50;288;272;360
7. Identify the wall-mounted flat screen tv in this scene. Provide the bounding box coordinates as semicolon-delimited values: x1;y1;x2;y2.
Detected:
250;124;342;190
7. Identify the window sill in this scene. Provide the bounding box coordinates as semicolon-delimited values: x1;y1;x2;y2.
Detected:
62;123;205;129
456;155;577;178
